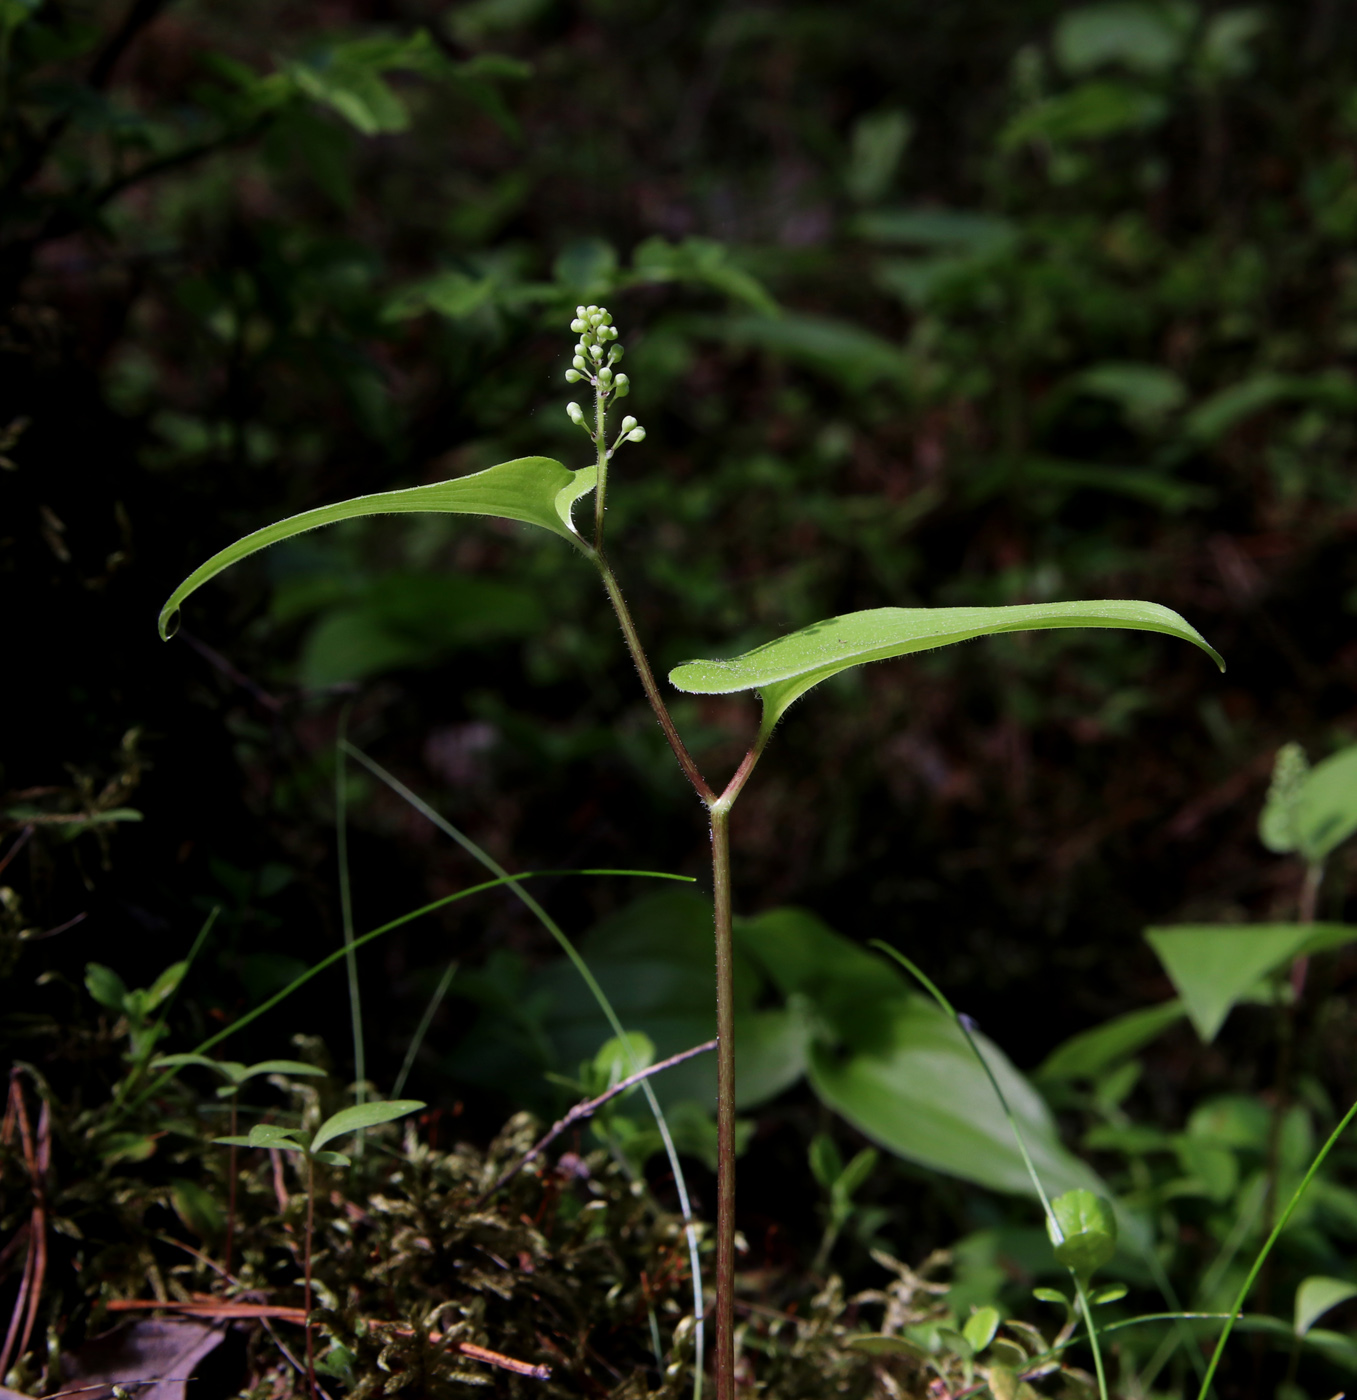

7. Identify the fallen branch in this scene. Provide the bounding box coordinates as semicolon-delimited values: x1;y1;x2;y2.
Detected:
475;1037;719;1207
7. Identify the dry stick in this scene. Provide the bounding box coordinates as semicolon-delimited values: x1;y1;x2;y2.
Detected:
0;824;33;877
476;1038;718;1206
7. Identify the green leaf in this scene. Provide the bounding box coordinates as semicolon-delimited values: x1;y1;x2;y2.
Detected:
844;1333;931;1360
1185;370;1357;443
1033;1287;1070;1309
631;237;778;315
1296;745;1357;863
669;601;1223;738
146;960;188;1007
85;962;128;1012
211;1136;255;1147
837;1146;878;1198
807;996;1103;1199
241;1059;328;1080
1049;1189;1117;1281
155;1054;251;1088
963;1305;1000;1352
312;1150;352;1167
245;1124;306;1150
1035;1000;1186;1081
719;313;908;391
1089;1282;1129;1305
592;1031;654;1092
852;206;1016;252
171;1178;224;1239
809;1132;844;1190
1295;1276;1357;1337
845;108;913;204
1054;3;1189;75
98;1131;158;1163
1145;924;1357;1042
1259;742;1310;854
310;1098;424;1153
1001;80;1168;147
158;458;595;637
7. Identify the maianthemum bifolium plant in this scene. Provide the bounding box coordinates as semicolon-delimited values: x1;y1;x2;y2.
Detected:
159;306;1228;1400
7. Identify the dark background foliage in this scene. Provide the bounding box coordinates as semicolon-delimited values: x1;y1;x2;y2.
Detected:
4;0;1357;1264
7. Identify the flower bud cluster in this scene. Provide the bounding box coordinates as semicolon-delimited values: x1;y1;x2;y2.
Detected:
563;304;644;451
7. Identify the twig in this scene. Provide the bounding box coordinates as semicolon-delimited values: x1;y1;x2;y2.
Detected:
475;1038;717;1207
27;911;87;940
179;632;283;712
0;825;33;877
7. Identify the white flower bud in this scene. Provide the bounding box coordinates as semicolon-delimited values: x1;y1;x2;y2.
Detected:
586;304;599;315
613;374;630;397
570;318;586;333
608;345;623;364
620;415;638;433
598;366;613;383
626;426;646;442
573;355;587;370
565;368;582;383
589;344;604;361
576;305;587;318
566;402;586;427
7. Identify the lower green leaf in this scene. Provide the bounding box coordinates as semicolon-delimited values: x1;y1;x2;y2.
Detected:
668;600;1223;736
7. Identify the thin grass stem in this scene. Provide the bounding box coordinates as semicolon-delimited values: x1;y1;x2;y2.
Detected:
869;940;1110;1400
1195;1093;1357;1400
120;869;688;1116
392;959;457;1099
112;906;219;1110
342;742;707;1400
335;703;365;1112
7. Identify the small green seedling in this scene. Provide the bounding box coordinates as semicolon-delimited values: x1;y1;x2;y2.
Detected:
808;1132;880;1270
154;1053;327;1271
161;303;1223;1400
216;1098;424;1398
87;960;186;1065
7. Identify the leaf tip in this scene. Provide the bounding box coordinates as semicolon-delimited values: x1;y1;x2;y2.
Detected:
158;605;181;641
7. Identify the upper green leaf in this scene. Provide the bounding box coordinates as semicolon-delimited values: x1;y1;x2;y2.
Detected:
310;1098;424;1154
158;458;595;639
669;601;1224;737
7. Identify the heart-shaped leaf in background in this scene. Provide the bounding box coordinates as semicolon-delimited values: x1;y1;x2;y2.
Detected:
1145;923;1357;1042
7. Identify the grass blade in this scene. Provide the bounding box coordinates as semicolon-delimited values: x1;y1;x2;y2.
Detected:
342;740;707;1400
392;959;457;1098
1195;1095;1357;1400
336;703;366;1111
119;867;687;1117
